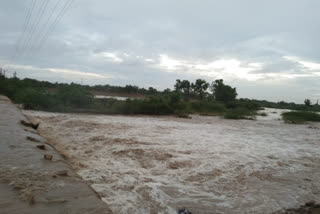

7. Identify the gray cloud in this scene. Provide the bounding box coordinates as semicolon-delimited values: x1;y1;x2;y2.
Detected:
0;0;320;103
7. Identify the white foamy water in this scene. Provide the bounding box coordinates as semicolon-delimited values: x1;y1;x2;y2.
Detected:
24;108;320;214
94;95;130;100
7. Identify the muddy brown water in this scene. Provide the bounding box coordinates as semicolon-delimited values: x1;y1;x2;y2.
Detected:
24;108;320;214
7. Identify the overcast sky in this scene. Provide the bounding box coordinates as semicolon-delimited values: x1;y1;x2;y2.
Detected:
0;0;319;103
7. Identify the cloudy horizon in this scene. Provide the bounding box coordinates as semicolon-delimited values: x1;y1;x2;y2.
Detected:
1;0;320;103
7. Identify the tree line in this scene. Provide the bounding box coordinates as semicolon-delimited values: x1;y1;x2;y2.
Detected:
0;70;319;118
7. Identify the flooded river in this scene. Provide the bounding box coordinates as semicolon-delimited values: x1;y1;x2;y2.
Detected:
24;108;320;214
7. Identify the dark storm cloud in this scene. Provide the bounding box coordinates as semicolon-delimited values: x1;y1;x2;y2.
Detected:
0;0;320;102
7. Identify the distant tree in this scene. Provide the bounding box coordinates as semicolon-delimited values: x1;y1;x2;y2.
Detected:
278;101;288;106
210;79;237;103
163;88;171;93
0;68;5;80
304;99;311;106
174;79;182;92
138;87;148;94
124;85;139;93
181;80;191;96
174;79;191;96
191;79;209;99
148;87;158;95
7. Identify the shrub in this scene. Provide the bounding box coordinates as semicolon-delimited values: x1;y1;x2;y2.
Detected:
191;100;226;115
257;112;268;117
55;85;93;108
176;112;191;119
224;107;256;120
282;111;320;124
12;88;55;110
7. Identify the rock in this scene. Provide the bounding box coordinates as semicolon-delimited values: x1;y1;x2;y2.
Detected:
176;113;192;119
56;170;68;177
305;201;316;207
27;136;41;143
274;201;320;214
177;208;193;214
20;120;39;130
44;154;53;160
36;145;46;150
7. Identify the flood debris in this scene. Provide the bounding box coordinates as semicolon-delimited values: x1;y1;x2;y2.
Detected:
36;145;46;150
20;120;39;130
44;154;53;160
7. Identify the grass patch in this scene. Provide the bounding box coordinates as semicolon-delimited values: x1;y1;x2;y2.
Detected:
282;111;320;124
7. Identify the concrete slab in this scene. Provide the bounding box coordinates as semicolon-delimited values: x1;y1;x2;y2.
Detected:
0;95;112;214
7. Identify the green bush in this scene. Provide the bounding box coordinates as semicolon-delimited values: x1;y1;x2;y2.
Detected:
191;100;226;114
12;88;54;110
282;111;320;124
257;112;268;117
0;76;261;118
55;85;93;108
224;107;256;120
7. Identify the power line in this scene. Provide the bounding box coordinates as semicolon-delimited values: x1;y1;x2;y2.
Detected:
12;0;42;62
36;0;74;52
18;0;50;59
34;0;63;52
5;0;36;70
10;0;36;62
24;0;52;55
5;0;76;73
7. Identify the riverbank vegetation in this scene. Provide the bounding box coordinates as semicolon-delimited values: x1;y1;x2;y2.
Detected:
282;111;320;124
0;71;319;120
